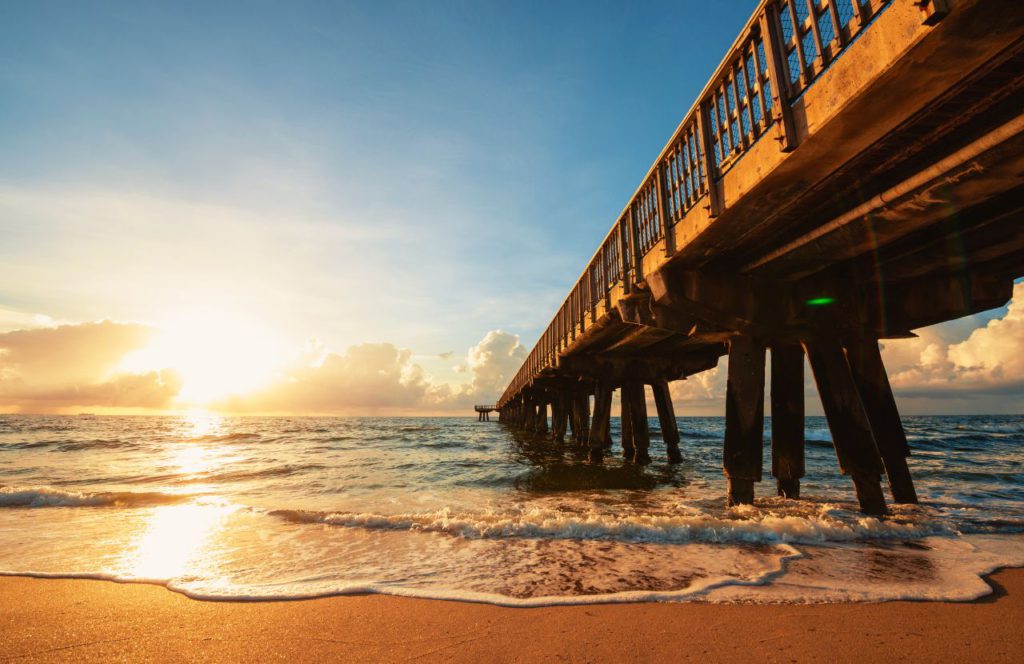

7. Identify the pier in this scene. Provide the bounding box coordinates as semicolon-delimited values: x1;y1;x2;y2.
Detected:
474;405;496;421
496;0;1024;514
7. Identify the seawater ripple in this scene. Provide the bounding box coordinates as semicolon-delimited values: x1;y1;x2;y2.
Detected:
0;414;1022;604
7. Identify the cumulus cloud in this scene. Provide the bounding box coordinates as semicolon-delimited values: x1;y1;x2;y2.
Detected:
0;321;182;411
463;330;527;398
214;342;438;414
885;281;1024;398
212;331;525;414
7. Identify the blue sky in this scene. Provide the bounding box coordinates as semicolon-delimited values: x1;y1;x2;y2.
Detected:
0;1;1020;414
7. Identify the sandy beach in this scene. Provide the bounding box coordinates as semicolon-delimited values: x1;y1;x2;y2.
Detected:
1;570;1021;663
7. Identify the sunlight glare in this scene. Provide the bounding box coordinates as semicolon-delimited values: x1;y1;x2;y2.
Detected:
126;502;234;580
118;311;286;404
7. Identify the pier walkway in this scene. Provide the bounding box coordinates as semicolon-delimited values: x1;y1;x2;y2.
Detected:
496;0;1024;514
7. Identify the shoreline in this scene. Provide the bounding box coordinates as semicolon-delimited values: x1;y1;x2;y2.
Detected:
3;569;1023;662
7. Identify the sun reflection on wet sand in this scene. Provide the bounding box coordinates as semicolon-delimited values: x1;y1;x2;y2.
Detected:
125;502;234;580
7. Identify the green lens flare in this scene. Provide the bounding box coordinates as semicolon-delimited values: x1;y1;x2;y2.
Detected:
806;296;836;306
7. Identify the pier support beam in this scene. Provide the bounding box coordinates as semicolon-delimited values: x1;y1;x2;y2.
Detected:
623;380;651;464
537;401;548;434
571;388;590;447
724;335;766;506
588;382;613;463
803;337;888;515
651;379;682;463
620;388;635;460
770;343;805;499
845;337;918;504
552;392;569;443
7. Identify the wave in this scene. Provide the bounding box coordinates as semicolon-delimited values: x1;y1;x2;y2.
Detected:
0;486;193;508
266;501;960;546
3;536;1022;606
184;433;261;443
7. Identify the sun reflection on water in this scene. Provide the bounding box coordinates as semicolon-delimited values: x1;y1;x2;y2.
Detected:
126;502;234;580
180;409;225;439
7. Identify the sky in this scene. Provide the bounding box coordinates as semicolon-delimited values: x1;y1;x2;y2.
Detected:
0;1;1021;416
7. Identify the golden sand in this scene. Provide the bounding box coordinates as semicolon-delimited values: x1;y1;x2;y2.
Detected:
2;570;1023;662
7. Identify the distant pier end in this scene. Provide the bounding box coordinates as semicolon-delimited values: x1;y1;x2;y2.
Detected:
474;405;496;422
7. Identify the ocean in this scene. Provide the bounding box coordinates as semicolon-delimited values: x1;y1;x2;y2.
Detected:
1;413;1022;606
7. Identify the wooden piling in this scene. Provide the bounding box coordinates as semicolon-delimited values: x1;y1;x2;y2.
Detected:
770;343;805;499
572;388;590;446
845;337;918;504
623;381;651;465
537;401;548;433
620;389;635;460
724;335;766;506
552;392;569;443
803;337;888;515
651;379;682;463
588;382;613;463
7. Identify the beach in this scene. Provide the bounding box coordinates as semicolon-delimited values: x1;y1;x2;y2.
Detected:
2;570;1022;663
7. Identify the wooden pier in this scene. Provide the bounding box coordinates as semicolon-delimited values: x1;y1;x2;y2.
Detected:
496;0;1024;514
474;405;496;422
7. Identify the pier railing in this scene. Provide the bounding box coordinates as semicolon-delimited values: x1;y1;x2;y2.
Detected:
498;0;896;409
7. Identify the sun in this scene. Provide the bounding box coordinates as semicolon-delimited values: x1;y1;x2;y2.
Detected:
117;310;286;405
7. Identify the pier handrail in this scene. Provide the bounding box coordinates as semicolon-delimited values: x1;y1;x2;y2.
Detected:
497;0;895;409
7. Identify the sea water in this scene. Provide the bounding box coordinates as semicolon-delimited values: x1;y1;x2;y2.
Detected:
1;413;1023;605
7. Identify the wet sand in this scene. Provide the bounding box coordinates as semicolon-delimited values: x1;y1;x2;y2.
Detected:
2;570;1022;663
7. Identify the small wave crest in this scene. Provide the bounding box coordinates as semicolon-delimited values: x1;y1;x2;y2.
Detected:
0;486;193;508
267;501;957;545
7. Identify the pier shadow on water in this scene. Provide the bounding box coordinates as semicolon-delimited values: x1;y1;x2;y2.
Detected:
503;423;691;492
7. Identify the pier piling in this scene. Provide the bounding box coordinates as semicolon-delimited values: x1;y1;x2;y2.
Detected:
724;335;766;506
804;337;888;516
770;344;805;499
652;379;682;463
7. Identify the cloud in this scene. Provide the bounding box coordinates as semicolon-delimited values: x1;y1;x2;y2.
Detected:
215;330;527;414
0;320;182;411
884;281;1024;398
0;306;56;334
214;342;437;414
463;330;528;398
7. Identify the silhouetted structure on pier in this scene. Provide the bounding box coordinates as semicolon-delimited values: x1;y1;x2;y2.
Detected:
497;0;1024;514
474;405;496;421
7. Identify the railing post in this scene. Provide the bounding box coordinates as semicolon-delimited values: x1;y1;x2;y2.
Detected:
628;206;642;282
604;245;613;308
588;265;597;323
655;166;674;257
619;217;631;292
760;4;798;152
696;101;722;218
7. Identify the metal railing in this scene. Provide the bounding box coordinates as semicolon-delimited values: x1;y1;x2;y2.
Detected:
497;0;893;409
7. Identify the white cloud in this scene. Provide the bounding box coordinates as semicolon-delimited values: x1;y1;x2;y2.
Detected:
885;282;1024;398
0;320;181;411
